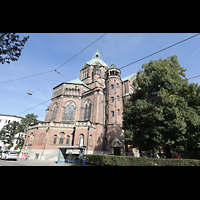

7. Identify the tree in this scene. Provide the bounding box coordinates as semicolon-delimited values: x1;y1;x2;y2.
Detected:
0;121;23;147
0;113;38;151
0;33;29;64
20;113;38;131
123;55;200;158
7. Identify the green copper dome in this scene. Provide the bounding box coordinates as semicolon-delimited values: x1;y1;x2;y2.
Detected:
86;49;108;67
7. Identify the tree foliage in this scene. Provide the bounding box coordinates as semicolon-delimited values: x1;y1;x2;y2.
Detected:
0;113;38;150
123;55;200;158
0;33;29;64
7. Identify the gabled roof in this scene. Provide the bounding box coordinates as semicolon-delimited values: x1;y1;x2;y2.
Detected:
53;78;91;90
121;73;136;82
85;49;108;67
66;78;91;89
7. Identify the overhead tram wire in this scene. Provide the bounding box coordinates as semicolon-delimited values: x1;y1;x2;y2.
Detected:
15;70;200;117
16;98;52;116
55;33;108;70
188;74;200;80
0;70;55;85
54;69;69;81
0;33;108;85
119;33;200;70
15;33;200;116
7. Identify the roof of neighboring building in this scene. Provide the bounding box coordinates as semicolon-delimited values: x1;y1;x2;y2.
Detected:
0;114;24;119
121;73;136;82
85;49;108;67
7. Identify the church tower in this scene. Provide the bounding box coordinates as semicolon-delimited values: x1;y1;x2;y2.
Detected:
80;49;109;88
104;64;124;155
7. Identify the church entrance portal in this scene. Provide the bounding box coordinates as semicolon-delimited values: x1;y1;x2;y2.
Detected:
111;137;123;155
114;147;121;155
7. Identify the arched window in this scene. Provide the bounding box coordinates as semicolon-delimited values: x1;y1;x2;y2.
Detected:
79;134;84;146
84;99;91;121
53;135;57;144
30;133;34;141
59;133;65;144
84;104;88;120
69;105;74;120
66;135;70;145
51;103;58;122
63;102;75;121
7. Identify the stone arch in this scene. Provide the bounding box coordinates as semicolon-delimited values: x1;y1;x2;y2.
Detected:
111;137;123;147
51;102;58;122
59;132;65;144
63;101;76;121
79;134;84;146
53;135;58;144
110;136;123;155
83;99;92;121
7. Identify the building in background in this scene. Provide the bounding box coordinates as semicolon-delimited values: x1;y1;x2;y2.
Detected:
0;114;25;151
21;49;139;161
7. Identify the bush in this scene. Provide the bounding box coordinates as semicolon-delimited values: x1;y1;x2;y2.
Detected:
85;154;200;166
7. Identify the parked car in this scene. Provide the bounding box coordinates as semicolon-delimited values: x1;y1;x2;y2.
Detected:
2;151;18;161
1;150;10;159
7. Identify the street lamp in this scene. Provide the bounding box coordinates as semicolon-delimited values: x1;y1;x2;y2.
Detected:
87;121;91;154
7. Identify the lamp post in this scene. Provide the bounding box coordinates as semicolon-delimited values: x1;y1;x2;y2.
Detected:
87;121;91;154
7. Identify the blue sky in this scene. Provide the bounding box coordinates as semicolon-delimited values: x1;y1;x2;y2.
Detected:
1;33;200;121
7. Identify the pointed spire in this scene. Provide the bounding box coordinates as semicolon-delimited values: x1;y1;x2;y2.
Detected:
93;47;101;59
85;48;108;67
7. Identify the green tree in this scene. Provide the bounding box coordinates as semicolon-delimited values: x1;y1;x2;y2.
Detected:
20;113;38;131
0;33;29;64
0;121;23;146
0;113;38;151
123;55;200;158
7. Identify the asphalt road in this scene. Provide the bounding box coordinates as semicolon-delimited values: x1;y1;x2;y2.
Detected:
0;158;91;166
0;158;72;166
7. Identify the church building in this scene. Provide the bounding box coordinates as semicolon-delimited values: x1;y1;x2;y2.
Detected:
21;49;139;161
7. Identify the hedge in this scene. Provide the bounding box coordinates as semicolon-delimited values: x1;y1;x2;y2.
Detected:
85;154;200;166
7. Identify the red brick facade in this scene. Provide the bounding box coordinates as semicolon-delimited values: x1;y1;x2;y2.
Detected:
21;50;139;160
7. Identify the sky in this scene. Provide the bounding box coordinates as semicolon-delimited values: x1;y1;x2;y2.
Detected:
1;33;200;121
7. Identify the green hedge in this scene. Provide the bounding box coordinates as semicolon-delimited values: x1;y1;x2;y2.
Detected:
85;154;200;166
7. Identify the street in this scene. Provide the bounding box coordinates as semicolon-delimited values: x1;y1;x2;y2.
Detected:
0;158;80;166
0;158;93;166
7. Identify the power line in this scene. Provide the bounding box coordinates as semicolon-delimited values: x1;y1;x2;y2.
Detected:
119;33;200;70
55;33;108;70
14;33;200;116
0;33;108;85
54;69;69;81
188;74;200;80
0;70;55;85
16;98;52;116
